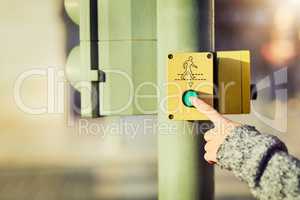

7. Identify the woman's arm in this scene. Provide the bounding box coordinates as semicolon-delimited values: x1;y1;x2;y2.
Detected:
218;125;300;200
190;97;300;200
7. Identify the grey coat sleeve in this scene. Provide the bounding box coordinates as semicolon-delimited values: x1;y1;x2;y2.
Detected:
216;125;300;200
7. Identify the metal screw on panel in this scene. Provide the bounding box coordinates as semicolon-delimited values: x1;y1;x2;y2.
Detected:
207;53;212;59
168;114;174;120
168;54;173;59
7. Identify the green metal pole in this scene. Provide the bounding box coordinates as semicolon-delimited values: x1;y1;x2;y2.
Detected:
158;0;215;200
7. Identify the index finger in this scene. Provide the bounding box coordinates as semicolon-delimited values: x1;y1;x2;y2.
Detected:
190;97;223;124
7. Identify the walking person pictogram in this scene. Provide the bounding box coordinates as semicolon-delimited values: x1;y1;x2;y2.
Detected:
181;56;198;80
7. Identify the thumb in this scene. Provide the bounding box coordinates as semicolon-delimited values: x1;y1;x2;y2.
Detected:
190;97;223;124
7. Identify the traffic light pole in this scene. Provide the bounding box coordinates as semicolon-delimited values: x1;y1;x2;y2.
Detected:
157;0;215;199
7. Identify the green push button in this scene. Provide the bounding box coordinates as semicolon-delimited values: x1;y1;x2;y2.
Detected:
182;90;198;107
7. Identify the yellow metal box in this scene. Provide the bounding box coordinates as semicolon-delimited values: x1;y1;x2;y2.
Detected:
167;51;251;121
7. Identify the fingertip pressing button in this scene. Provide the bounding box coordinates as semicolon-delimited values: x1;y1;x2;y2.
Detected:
182;90;198;108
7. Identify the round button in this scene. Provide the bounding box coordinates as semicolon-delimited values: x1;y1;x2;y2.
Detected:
182;90;198;107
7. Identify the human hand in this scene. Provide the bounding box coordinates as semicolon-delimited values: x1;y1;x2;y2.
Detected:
190;97;242;164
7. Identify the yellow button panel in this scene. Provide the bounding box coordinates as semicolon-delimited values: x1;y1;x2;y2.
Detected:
167;51;251;121
167;52;214;121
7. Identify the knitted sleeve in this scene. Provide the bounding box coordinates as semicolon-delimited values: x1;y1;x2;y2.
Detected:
217;125;300;200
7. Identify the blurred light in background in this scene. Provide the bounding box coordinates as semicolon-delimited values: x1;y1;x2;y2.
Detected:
261;1;299;67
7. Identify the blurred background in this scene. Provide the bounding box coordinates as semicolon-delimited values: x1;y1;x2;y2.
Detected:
0;0;300;199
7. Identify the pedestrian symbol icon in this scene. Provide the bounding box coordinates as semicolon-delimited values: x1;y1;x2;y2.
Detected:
181;56;198;81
